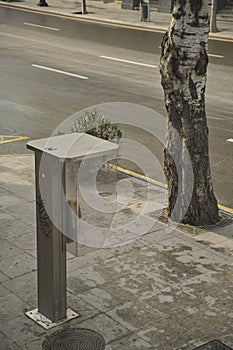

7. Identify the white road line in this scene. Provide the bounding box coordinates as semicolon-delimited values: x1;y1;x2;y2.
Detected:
24;22;60;31
100;55;157;68
227;139;233;143
209;53;224;58
32;64;89;80
158;49;223;59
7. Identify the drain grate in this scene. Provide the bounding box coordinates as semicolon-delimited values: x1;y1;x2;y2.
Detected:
149;208;207;235
193;339;233;350
149;208;233;235
42;328;106;350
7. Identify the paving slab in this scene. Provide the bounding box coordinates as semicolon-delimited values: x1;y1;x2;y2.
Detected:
6;232;36;254
24;339;43;350
68;248;113;268
2;271;37;307
77;284;135;313
0;285;9;298
69;261;108;286
3;199;36;226
72;313;131;344
0;315;47;347
0;237;23;261
0;293;32;324
0;331;21;350
0;211;34;241
0;252;36;279
67;292;101;321
105;333;153;349
0;271;9;284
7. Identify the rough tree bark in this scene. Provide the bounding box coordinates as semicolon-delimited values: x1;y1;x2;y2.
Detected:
160;0;220;226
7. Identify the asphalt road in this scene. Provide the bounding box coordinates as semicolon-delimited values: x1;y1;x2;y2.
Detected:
0;7;233;208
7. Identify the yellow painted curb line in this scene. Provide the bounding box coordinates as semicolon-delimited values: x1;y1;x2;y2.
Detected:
219;204;233;214
0;135;29;145
209;36;233;43
109;163;167;189
110;164;233;213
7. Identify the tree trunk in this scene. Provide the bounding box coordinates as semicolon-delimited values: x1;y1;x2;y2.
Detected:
210;0;218;33
160;0;220;226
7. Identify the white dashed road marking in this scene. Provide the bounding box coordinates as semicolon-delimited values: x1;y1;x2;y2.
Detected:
100;55;157;68
32;64;89;80
24;22;60;31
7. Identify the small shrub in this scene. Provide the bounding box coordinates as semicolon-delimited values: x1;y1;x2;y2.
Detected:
69;110;122;143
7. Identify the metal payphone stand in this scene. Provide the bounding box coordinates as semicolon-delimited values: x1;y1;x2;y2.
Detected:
25;133;118;329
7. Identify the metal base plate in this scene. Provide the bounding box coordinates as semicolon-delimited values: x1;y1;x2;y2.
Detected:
25;308;79;329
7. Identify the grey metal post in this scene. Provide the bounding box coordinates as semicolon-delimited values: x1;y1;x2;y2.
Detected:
210;0;218;33
26;133;118;329
140;0;150;22
81;0;87;14
35;151;67;322
37;0;48;7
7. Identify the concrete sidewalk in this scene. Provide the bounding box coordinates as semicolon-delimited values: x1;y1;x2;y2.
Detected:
1;0;233;40
1;153;233;349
